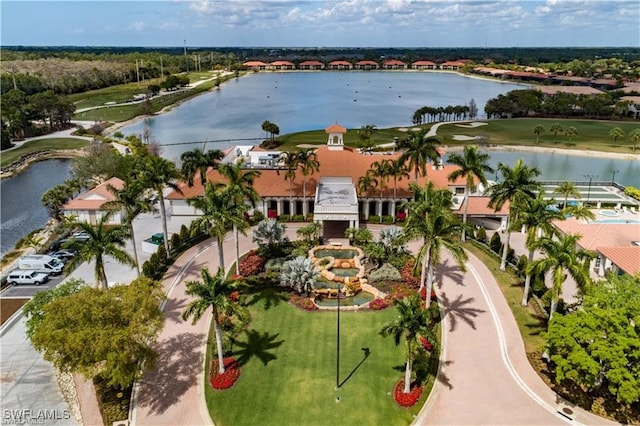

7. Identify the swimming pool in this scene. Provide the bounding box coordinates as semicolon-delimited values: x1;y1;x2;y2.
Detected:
594;219;640;224
598;210;620;217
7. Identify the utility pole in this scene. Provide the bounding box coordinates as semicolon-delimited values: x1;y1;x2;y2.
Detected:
184;39;188;72
160;56;164;77
135;59;140;85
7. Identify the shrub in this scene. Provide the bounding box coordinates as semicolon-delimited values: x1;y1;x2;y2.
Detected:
210;358;241;390
369;263;401;283
239;251;265;277
249;210;265;225
400;260;420;288
179;224;190;241
170;233;181;251
388;283;416;301
381;215;394;224
278;214;291;222
292;214;305;222
368;215;381;223
368;298;390;310
289;294;318;311
489;233;502;254
265;258;287;273
476;226;487;242
393;380;423;407
624;186;640;201
418;287;437;301
516;255;528;278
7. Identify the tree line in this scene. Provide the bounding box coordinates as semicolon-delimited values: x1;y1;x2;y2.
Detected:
412;100;478;125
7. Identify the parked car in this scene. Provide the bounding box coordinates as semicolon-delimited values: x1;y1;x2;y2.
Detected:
49;249;78;262
18;255;64;276
6;270;50;286
70;231;91;241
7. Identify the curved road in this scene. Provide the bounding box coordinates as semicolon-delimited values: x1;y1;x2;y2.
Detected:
132;225;615;425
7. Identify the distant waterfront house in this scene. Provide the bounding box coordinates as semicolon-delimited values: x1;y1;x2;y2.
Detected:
354;60;379;70
536;85;604;96
596;246;640;277
412;61;437;70
618;96;640;119
61;177;124;225
328;60;353;70
269;61;295;70
243;61;268;71
440;61;466;70
298;60;325;70
382;59;407;70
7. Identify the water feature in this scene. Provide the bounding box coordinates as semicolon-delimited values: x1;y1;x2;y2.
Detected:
314;291;375;307
313;249;359;259
0;159;72;257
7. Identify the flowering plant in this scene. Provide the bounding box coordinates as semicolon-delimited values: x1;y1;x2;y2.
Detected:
210;358;241;390
393;380;423;407
418;287;437;302
289;294;318;311
368;298;390;310
420;336;433;351
239;251;266;277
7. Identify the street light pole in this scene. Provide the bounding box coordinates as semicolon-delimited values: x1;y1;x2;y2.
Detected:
336;282;341;391
611;169;619;185
583;174;598;204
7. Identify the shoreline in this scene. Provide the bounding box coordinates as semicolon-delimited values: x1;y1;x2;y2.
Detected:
442;144;640;161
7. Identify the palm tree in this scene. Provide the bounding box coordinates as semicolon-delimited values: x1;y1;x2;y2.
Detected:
103;180;156;277
371;160;393;223
528;234;593;319
358;172;378;219
296;148;320;218
510;191;564;306
278;151;298;215
533;124;545;143
180;146;223;187
564;203;596;222
629;128;640;151
447;145;494;241
63;214;135;289
139;155;182;253
219;161;261;275
182;268;243;373
553;181;580;209
387;159;410;219
188;183;245;276
609;127;625;145
550;123;563;142
397;129;441;182
358;124;378;153
565;126;578;143
380;295;436;394
487;159;542;271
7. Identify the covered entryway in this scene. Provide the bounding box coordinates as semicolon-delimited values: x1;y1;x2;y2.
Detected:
313;177;359;242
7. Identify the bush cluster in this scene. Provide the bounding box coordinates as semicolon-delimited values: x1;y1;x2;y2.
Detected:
238;251;265;277
624;186;640;201
289;294;318;311
210;358;241;390
400;260;420;288
388;283;416;301
393;380;423;407
369;263;401;283
368;298;390;310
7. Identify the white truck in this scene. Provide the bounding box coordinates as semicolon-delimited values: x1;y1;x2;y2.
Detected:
18;255;64;276
6;270;50;286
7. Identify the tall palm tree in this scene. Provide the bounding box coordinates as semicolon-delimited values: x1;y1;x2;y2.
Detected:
510;191;564;306
447;145;494;241
103;180;156;277
553;181;581;209
180;146;224;187
182;268;243;373
296;148;320;218
278;151;297;215
63;214;135;289
387;159;410;219
533;124;545;143
218;161;261;275
629;128;640;151
358;172;378;218
487;159;542;271
398;129;441;182
139;155;183;253
380;295;436;394
528;234;593;319
564;203;596;222
188;183;244;276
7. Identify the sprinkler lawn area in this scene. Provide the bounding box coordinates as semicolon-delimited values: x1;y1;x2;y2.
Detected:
205;289;435;426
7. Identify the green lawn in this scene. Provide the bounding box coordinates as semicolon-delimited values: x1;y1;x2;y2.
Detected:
464;242;547;354
276;118;639;154
205;289;431;426
67;80;165;110
1;138;88;167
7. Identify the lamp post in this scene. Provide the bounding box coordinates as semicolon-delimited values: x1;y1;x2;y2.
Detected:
611;169;619;185
583;174;598;204
336;282;341;392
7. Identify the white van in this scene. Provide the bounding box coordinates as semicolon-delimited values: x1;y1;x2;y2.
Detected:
18;255;64;276
6;270;50;286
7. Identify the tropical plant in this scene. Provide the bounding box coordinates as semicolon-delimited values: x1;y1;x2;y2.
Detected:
380;295;436;394
296;148;320;217
261;120;280;143
629;128;640;151
447;145;494;241
371;160;393;223
550;123;563;142
103;180;156;277
378;226;406;256
188;183;245;275
533;124;545;143
219;161;261;275
397;129;441;182
138;155;182;253
358;124;378;153
180;146;224;187
344;227;373;246
253;219;288;257
527;233;593;318
278;151;298;215
387;159;410;218
553;181;581;209
564;203;596;222
357;172;378;198
182;268;243;373
63;214;135;289
510;191;564;306
296;222;323;244
564;126;578;143
280;256;319;295
487;159;542;270
609;127;625;145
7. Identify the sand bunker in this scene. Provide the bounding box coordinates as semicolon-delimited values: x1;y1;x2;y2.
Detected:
452;135;477;141
455;122;488;128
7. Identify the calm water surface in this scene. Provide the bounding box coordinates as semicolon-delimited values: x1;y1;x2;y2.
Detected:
1;159;72;257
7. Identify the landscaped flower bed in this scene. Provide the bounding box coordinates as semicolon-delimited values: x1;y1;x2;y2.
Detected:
289;294;318;311
210;358;241;390
393;380;423;407
418;287;437;301
420;336;433;351
368;297;390;310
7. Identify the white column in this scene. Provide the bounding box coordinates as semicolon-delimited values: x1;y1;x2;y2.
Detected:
277;199;283;216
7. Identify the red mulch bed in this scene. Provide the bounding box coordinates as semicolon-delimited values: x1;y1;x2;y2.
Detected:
393;379;423;407
210;357;241;390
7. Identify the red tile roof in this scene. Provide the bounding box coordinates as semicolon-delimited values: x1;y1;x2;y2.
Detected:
356;60;379;65
329;60;352;66
597;246;640;275
413;61;437;66
384;60;406;66
244;61;267;67
537;86;604;96
62;177;124;211
299;61;324;66
553;218;640;250
270;61;295;66
466;197;510;216
325;123;347;133
442;61;466;67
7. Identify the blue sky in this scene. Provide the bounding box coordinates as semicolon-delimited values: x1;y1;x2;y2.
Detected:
1;0;639;47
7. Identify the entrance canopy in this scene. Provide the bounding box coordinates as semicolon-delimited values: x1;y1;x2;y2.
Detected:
314;177;359;223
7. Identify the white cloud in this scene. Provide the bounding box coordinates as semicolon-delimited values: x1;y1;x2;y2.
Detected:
129;21;145;31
